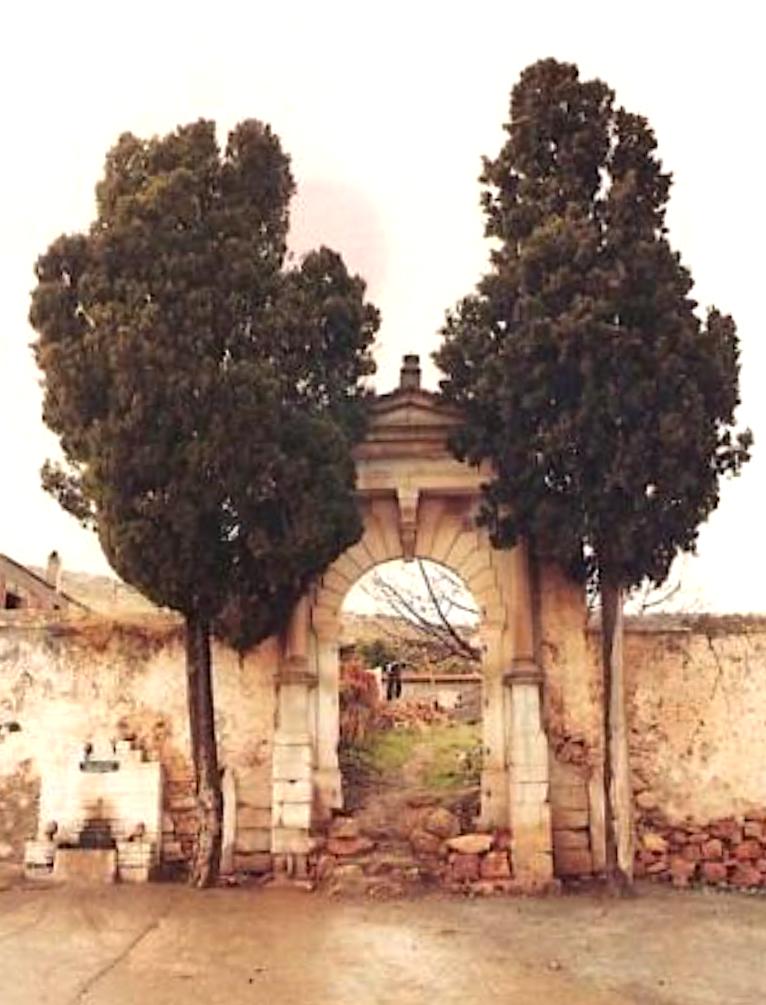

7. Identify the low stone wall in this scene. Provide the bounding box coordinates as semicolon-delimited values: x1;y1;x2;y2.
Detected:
399;674;482;718
311;805;530;897
0;613;276;874
635;809;766;889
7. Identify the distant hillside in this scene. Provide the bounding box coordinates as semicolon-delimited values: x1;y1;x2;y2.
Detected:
341;611;480;672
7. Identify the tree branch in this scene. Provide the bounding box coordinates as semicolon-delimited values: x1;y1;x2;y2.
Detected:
417;559;480;660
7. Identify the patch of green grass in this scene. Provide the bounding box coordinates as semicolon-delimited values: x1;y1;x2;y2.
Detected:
366;727;422;777
339;729;419;809
422;722;482;791
350;721;483;792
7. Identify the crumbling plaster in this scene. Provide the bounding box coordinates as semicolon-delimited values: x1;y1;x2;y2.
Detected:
2;605;765;879
0;613;276;867
616;618;766;824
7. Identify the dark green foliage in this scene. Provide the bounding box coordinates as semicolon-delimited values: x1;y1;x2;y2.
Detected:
435;59;751;591
30;118;379;648
28;116;380;887
358;638;397;669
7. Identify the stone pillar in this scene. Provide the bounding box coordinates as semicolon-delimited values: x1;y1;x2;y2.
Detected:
220;768;237;875
509;540;537;677
271;597;315;862
504;540;554;888
313;612;343;820
588;766;607;873
478;622;509;829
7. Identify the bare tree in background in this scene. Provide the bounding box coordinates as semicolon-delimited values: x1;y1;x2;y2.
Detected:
626;555;705;616
359;559;480;664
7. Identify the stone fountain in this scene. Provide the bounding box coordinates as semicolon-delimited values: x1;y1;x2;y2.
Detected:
24;738;162;882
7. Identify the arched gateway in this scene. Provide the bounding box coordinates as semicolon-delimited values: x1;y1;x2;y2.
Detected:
270;355;603;890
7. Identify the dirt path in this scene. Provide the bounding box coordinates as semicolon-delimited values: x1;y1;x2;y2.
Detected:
347;722;479;843
351;729;448;841
0;883;764;1004
400;736;433;787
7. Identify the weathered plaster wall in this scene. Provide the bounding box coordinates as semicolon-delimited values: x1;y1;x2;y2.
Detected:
0;614;277;871
539;575;766;882
617;618;766;823
3;599;766;887
605;617;766;889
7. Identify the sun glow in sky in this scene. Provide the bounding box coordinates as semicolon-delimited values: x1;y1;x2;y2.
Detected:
1;1;763;611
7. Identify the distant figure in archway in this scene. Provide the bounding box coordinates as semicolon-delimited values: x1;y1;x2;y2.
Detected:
383;661;403;702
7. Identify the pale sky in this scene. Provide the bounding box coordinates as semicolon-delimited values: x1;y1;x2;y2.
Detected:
1;1;763;611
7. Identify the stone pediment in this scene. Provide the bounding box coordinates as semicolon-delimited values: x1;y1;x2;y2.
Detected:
371;388;459;425
355;358;463;463
368;388;460;431
352;356;487;494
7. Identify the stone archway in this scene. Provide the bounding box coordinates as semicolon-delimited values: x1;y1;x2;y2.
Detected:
271;356;555;889
311;502;505;821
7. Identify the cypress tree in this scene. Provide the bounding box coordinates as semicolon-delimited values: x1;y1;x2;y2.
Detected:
435;59;751;890
30;119;379;886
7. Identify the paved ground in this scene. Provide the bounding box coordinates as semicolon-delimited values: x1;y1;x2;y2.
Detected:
1;880;765;1004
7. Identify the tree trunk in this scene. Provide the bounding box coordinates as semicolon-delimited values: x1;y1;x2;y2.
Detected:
600;574;634;893
185;614;223;888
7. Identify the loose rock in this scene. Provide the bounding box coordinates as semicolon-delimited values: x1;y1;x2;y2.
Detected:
480;851;511;880
330;817;360;840
449;853;481;882
447;833;493;855
422;807;460;839
641;832;668;854
327;836;375;857
409;829;444;857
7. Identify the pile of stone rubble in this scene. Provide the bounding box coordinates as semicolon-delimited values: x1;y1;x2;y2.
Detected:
374;698;449;730
308;802;537;897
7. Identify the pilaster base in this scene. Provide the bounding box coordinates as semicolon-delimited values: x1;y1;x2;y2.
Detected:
510;796;554;886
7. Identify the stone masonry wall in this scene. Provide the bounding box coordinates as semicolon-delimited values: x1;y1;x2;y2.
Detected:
620;617;766;823
0;613;276;874
619;617;766;890
539;560;766;888
3;603;766;889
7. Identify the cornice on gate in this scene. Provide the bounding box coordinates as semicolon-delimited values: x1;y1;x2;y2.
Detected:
354;390;460;462
353;355;490;496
